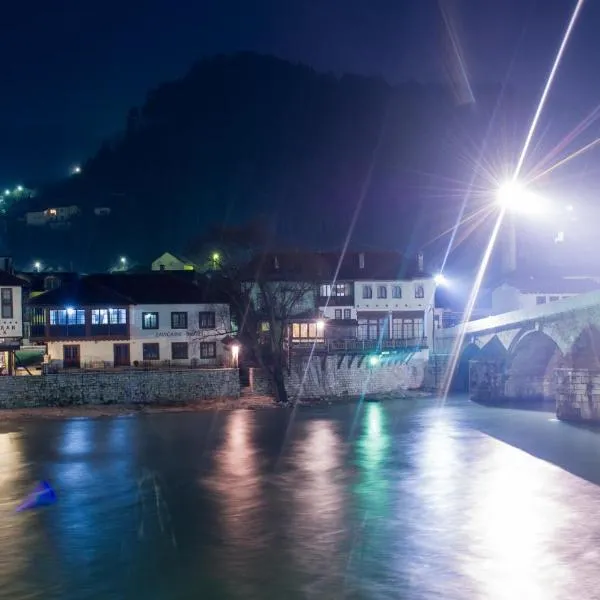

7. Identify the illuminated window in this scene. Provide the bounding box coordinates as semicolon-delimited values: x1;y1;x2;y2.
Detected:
142;312;159;329
92;309;126;325
260;321;270;332
50;309;84;325
320;284;331;297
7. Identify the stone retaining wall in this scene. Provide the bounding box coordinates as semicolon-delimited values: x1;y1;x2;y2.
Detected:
250;353;427;399
0;369;240;408
555;369;600;422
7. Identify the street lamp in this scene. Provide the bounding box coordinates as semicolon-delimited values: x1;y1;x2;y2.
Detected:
72;165;81;175
34;261;41;272
231;343;240;368
16;185;23;193
4;190;9;196
434;273;447;286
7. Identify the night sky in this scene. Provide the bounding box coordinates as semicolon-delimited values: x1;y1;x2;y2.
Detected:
1;0;599;187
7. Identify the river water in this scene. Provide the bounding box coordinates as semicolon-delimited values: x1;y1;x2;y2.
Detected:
1;397;600;599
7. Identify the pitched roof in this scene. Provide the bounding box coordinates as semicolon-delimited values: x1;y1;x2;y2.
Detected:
0;270;27;286
241;251;428;281
86;273;228;304
29;273;229;306
28;278;132;307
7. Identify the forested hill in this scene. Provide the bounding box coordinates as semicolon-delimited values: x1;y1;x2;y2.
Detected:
10;52;512;272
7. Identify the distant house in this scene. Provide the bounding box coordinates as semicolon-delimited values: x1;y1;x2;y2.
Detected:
491;273;600;314
26;205;80;227
0;270;25;374
28;273;232;369
152;252;199;272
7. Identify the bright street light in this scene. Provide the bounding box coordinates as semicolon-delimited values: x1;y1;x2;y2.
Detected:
497;181;547;215
434;273;447;286
72;165;81;175
120;256;127;264
34;261;41;272
4;190;9;196
16;185;23;192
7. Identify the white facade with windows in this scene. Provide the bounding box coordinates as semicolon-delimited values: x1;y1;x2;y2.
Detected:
43;303;231;368
318;278;436;343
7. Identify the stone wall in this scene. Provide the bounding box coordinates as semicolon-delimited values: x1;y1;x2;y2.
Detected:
250;353;427;399
468;360;507;402
0;369;240;408
556;369;600;422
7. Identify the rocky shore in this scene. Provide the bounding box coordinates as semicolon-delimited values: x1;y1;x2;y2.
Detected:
0;389;433;421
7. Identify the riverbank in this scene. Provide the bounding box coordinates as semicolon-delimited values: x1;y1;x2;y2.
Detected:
0;389;434;421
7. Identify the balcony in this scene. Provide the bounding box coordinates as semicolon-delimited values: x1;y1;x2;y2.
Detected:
317;295;354;307
290;337;428;354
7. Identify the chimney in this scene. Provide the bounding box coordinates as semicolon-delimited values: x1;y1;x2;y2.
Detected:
359;252;365;269
273;255;279;270
417;251;424;272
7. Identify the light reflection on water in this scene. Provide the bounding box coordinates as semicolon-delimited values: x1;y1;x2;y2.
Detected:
2;400;600;598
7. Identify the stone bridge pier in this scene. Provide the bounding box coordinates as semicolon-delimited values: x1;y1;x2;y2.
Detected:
433;292;600;407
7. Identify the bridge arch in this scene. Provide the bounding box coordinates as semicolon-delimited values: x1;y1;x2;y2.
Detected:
506;330;564;401
451;336;507;392
568;325;600;370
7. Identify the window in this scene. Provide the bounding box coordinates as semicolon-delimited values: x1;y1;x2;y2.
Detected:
291;322;322;340
171;311;188;329
392;285;402;299
536;296;547;305
200;342;217;359
415;285;425;299
199;311;216;329
142;312;159;329
344;309;351;319
377;285;387;299
362;285;372;299
49;309;85;325
171;342;189;360
1;288;12;319
319;283;349;297
334;309;342;319
142;343;160;360
92;308;127;325
549;296;559;302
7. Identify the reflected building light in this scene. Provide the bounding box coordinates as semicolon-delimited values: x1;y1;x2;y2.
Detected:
288;420;347;593
61;419;93;457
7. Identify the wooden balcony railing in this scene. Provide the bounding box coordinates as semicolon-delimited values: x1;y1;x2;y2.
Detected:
290;337;428;353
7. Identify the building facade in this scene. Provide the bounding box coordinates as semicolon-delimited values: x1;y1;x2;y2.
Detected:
29;274;231;369
0;271;25;374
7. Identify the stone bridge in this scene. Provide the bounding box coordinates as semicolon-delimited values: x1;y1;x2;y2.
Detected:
434;290;600;403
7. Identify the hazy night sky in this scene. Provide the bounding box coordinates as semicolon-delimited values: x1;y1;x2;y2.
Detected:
0;0;599;186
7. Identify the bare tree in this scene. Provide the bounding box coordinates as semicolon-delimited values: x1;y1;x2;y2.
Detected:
186;224;318;403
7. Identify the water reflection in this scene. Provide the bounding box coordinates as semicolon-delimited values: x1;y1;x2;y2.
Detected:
0;432;29;594
287;419;348;597
207;410;266;599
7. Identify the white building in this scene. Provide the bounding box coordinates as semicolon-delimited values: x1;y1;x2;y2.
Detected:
316;251;436;345
29;273;232;369
491;274;600;314
26;205;80;227
0;270;25;374
152;252;199;272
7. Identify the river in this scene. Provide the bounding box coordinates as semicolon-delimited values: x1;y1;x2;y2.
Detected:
1;396;600;599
